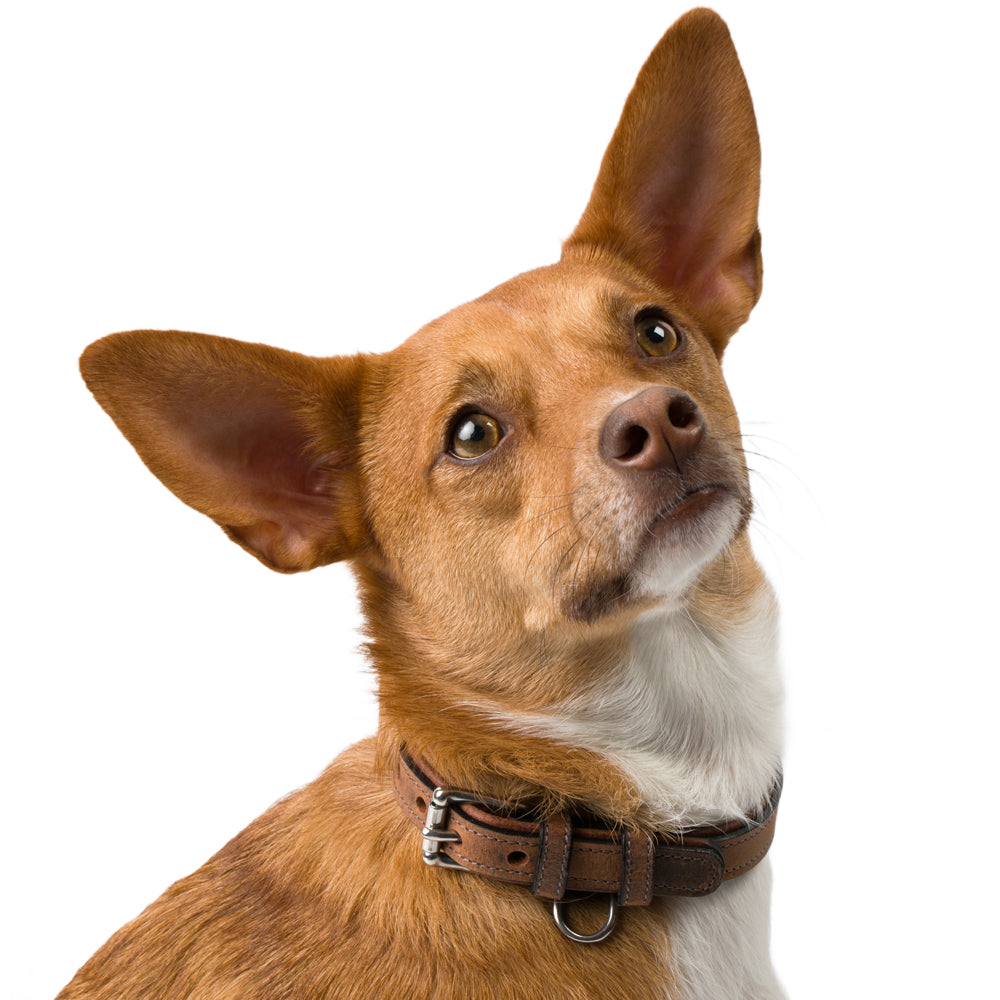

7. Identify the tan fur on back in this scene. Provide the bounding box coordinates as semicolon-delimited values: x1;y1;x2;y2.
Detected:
59;743;673;1000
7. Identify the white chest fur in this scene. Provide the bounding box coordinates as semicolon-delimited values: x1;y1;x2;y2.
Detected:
669;859;786;1000
511;591;783;827
500;590;785;997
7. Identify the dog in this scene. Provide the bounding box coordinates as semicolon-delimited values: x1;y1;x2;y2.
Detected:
63;8;784;998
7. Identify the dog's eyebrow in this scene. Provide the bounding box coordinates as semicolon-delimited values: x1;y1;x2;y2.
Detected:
596;289;646;331
446;360;533;410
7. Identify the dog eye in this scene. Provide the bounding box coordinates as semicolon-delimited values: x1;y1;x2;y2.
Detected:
635;314;679;356
450;413;503;459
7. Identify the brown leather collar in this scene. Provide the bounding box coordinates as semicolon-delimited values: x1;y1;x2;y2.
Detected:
394;750;780;939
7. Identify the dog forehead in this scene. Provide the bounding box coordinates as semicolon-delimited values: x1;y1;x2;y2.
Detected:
385;261;659;394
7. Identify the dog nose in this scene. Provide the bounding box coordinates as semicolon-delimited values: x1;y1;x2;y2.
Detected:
600;387;706;472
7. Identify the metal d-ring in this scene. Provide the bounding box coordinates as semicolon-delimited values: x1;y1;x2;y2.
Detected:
552;895;619;944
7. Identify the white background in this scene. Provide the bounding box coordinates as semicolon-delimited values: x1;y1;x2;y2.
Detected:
3;1;998;996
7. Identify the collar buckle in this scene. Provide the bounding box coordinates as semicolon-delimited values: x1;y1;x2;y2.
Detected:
421;786;506;870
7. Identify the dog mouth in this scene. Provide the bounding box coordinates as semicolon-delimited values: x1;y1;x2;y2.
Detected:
563;482;744;622
648;484;731;534
644;480;752;557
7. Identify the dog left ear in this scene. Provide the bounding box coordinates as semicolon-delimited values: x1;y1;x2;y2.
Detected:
80;330;369;573
564;9;761;355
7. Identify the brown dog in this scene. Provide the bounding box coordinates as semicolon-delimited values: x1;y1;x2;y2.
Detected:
64;9;784;998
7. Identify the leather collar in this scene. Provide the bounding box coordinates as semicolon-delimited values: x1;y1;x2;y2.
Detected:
394;750;780;910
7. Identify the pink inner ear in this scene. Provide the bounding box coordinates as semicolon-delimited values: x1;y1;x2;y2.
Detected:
182;394;319;498
166;386;354;573
633;124;761;336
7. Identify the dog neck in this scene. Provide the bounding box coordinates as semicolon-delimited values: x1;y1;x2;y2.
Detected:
368;532;782;832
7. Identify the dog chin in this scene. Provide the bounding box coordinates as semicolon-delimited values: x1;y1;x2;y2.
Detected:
632;488;745;605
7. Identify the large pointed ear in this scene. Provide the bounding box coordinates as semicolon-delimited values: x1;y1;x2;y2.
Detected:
81;330;368;573
564;8;761;355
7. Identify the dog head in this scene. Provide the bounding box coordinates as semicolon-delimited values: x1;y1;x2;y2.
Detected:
81;9;762;711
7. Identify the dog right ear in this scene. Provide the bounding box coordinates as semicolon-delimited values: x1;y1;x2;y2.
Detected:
565;8;762;356
80;330;368;573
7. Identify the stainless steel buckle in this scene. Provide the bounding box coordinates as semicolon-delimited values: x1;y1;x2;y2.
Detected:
420;786;506;870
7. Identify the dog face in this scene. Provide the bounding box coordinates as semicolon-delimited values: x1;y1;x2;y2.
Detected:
362;260;750;641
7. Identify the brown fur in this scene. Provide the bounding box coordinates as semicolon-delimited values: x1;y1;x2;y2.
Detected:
63;9;767;998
